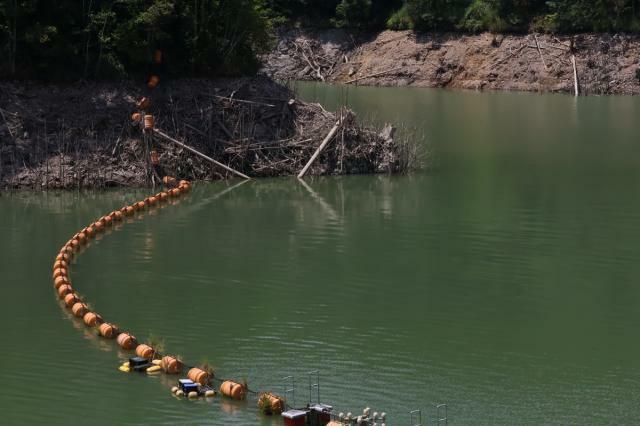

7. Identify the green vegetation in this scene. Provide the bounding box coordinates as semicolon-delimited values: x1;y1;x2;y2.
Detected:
1;0;640;80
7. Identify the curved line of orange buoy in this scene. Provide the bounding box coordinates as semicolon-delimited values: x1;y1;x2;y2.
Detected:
51;178;286;414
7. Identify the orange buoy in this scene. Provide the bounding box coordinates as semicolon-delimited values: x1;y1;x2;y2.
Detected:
136;201;146;210
153;50;162;64
57;284;73;298
54;275;69;289
161;356;183;374
53;261;67;272
148;196;158;206
99;323;118;338
56;252;70;263
83;311;103;327
144;114;155;130
112;211;123;221
64;293;78;308
69;239;79;250
150;150;159;165
71;302;88;318
258;393;285;415
170;188;181;197
220;380;246;401
131;112;142;122
102;215;113;226
116;332;138;350
187;368;211;385
94;221;104;232
137;97;151;110
85;226;95;238
158;192;169;202
62;245;74;255
147;75;160;89
162;176;176;187
136;344;155;359
77;232;87;244
53;268;67;280
125;206;135;216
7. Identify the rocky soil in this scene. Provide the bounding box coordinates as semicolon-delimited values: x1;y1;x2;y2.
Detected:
262;29;640;95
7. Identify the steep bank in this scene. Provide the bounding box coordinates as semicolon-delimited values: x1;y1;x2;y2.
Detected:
262;29;640;95
0;77;410;189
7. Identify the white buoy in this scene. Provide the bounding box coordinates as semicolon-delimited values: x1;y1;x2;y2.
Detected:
188;391;198;399
205;390;215;397
171;386;178;394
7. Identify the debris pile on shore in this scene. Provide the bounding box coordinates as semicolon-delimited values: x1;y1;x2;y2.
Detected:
262;29;640;95
0;77;415;189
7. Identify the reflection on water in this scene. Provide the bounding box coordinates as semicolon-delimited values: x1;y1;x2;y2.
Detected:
2;85;640;425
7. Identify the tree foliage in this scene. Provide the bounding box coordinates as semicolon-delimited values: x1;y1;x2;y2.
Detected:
1;0;640;80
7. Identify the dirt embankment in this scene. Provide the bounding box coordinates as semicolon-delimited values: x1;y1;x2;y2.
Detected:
0;77;410;189
262;29;640;95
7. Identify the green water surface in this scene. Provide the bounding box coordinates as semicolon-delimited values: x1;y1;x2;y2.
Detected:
1;84;640;425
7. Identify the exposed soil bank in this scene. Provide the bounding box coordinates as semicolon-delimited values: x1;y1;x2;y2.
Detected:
262;29;640;95
0;77;409;189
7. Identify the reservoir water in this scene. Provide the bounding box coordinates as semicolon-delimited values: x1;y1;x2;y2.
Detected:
1;84;640;424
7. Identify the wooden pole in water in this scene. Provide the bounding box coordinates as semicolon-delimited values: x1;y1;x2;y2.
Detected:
297;119;341;179
153;128;250;180
571;54;579;97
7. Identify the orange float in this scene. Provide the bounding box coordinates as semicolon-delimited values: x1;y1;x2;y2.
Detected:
102;215;113;226
125;206;135;216
99;323;118;338
148;196;158;206
220;380;246;401
53;268;67;280
83;312;103;327
116;332;137;350
147;75;160;89
131;112;142;122
258;392;285;415
54;276;69;289
153;50;162;64
71;302;88;318
85;226;95;238
94;221;104;232
136;201;146;210
161;355;183;374
55;252;70;263
57;284;73;298
77;232;87;244
144;114;155;130
135;344;155;358
53;260;67;271
187;368;210;385
170;188;181;197
162;176;176;187
64;293;78;308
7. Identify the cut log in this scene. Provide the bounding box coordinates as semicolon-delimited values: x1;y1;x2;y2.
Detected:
571;54;579;96
153;128;250;180
297;120;341;179
344;66;404;85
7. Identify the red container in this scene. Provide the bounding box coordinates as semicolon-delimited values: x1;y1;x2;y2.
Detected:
282;409;307;426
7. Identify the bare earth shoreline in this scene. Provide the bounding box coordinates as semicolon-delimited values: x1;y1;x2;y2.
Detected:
262;29;640;95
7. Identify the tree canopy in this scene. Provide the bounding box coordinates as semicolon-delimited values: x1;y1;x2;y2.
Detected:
1;0;639;80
